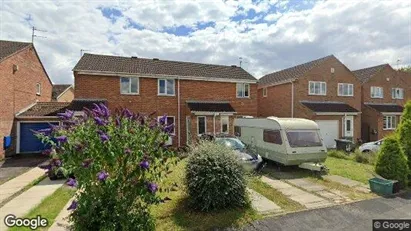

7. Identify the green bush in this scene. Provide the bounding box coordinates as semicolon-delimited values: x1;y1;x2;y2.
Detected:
375;136;409;188
397;101;411;182
36;105;176;230
185;141;248;212
327;150;350;160
354;150;376;165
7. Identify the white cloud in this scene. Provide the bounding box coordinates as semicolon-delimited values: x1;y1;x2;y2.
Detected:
0;0;410;84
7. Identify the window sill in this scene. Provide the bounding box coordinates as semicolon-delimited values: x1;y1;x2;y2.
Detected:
236;96;250;99
36;93;41;96
383;128;396;131
338;95;354;97
371;96;384;99
308;93;327;96
158;94;176;97
121;93;139;95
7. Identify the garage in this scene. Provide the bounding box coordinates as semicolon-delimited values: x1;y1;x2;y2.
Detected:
17;122;59;153
315;120;339;148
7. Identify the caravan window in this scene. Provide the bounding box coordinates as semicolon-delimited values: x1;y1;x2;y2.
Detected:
286;130;322;148
263;130;282;145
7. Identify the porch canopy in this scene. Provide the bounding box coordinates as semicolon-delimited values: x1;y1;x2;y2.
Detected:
365;103;404;113
186;101;236;115
301;101;359;115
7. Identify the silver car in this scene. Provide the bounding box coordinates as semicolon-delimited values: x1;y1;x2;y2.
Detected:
215;137;264;172
359;139;384;153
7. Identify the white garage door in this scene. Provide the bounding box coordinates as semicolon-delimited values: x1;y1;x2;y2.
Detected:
316;120;339;148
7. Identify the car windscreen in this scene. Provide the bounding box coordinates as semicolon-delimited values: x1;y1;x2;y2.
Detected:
215;138;246;150
286;130;323;148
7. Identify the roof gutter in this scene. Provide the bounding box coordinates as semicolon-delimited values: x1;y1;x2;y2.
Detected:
257;78;296;89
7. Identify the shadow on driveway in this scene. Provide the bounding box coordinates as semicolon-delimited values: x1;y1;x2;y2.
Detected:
0;154;48;185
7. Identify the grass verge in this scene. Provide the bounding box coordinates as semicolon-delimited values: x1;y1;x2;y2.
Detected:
8;186;75;231
325;156;375;184
247;176;304;212
152;158;261;231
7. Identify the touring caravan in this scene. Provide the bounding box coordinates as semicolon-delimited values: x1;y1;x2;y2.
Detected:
234;117;328;171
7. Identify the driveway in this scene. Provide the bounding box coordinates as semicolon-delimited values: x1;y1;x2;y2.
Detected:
0;154;48;185
239;191;411;231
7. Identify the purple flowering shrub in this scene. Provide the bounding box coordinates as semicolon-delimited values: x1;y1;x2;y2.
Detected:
36;104;176;230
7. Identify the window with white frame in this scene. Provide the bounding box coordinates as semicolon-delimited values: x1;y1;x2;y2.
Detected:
338;83;354;96
383;115;397;130
158;79;175;96
392;88;404;99
236;83;250;98
308;81;326;95
197;116;206;135
158;116;175;134
371;86;383;98
36;83;41;95
221;116;229;134
262;87;267;97
120;77;139;94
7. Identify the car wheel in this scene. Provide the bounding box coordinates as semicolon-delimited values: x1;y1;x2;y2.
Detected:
362;149;370;153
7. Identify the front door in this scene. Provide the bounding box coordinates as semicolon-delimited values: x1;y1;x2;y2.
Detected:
186;116;191;145
344;116;354;138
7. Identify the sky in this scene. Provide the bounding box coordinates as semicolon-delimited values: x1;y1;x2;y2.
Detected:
0;0;410;84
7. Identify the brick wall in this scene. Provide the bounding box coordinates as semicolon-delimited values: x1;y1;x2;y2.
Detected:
0;46;52;158
258;83;292;117
57;88;74;102
74;73;257;146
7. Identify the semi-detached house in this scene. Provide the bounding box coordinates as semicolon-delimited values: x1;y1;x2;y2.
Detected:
353;64;411;142
258;55;362;148
73;54;258;147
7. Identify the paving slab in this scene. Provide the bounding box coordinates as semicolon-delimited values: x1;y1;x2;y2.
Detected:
323;175;362;187
0;167;45;204
286;178;326;192
261;176;334;209
354;185;371;193
0;178;64;231
247;188;283;215
49;197;74;231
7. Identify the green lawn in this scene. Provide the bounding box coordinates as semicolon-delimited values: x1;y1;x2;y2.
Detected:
9;186;75;231
325;156;375;184
152;158;261;231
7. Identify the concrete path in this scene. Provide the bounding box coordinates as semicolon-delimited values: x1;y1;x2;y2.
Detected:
247;188;283;215
0;155;48;185
286;178;352;204
49;198;74;231
261;176;334;209
323;175;370;193
0;178;64;231
238;190;411;231
0;167;46;204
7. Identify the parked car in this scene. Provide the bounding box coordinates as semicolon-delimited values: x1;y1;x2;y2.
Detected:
214;136;264;172
359;139;384;153
234;117;328;172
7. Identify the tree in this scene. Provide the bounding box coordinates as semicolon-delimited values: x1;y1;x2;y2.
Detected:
397;100;411;182
398;65;411;73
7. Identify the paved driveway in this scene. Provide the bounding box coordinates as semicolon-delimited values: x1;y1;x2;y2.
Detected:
0;154;47;185
239;191;411;231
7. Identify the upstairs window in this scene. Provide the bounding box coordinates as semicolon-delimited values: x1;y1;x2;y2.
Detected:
392;88;404;99
158;79;175;96
308;81;326;95
262;87;267;97
36;83;41;95
338;83;354;96
371;86;383;98
237;83;250;98
120;77;139;94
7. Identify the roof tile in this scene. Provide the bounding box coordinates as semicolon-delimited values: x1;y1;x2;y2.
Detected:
0;40;32;61
352;64;388;83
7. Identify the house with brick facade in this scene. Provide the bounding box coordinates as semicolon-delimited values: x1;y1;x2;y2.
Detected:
258;55;362;148
52;84;74;102
0;40;53;158
353;64;411;142
73;53;258;147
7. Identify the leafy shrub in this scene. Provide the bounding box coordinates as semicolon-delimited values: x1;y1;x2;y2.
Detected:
36;104;176;230
327;150;350;160
354;150;376;165
397;101;411;182
375;136;409;188
185;141;248;212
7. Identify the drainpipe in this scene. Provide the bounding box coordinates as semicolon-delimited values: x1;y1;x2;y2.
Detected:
177;77;181;147
213;113;216;135
291;80;294;118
